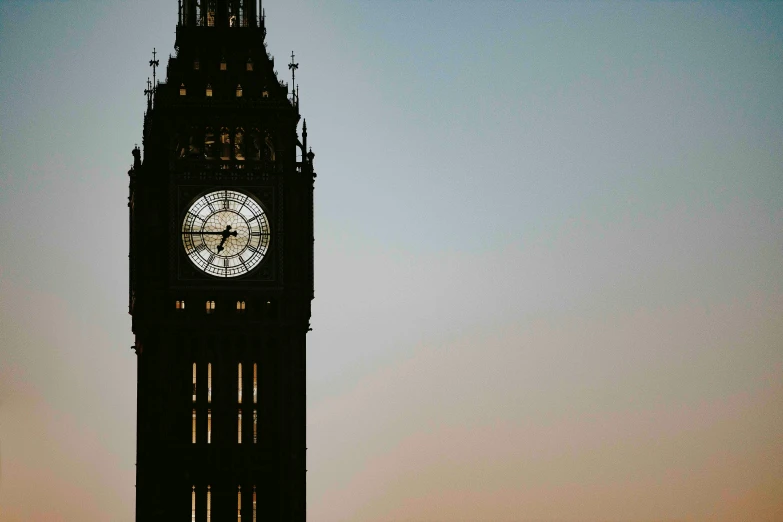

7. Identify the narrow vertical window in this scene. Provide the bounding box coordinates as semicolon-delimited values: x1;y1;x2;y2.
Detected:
192;409;197;443
238;363;243;403
192;486;196;522
176;300;186;309
253;409;257;444
193;60;200;70
206;300;216;314
180;83;187;96
238;410;242;444
253;363;257;404
192;363;197;402
246;59;253;71
236;84;243;98
206;84;213;97
237;486;242;521
208;363;212;403
207;409;212;444
207;485;212;521
253;486;257;522
220;58;227;70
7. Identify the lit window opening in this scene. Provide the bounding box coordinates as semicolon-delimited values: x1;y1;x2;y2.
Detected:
192;486;196;522
192;409;197;443
237;300;246;312
238;410;242;444
206;1;215;26
220;59;227;71
238;363;243;403
208;363;212;403
206;84;213;97
246;59;253;71
176;300;186;309
207;485;212;521
180;83;187;96
192;363;197;402
207;409;212;444
237;486;242;521
236;84;243;98
206;300;216;314
253;363;257;404
253;486;257;522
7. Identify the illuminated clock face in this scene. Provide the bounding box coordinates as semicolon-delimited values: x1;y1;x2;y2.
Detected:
182;189;270;277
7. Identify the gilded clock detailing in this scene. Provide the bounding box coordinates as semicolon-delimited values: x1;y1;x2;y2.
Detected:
181;189;270;277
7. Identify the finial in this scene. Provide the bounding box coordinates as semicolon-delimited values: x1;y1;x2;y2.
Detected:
144;77;153;109
288;51;299;104
149;48;160;91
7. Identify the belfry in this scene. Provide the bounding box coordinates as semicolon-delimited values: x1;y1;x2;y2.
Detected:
127;1;315;519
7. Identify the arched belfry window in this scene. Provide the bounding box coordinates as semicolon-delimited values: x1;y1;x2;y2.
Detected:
220;128;231;160
236;300;246;312
250;129;262;160
236;84;243;98
234;129;245;160
206;300;216;314
188;127;202;158
206;84;213;97
264;136;275;163
176;300;186;310
204;127;216;159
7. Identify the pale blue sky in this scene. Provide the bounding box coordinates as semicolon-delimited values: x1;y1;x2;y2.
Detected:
1;2;782;520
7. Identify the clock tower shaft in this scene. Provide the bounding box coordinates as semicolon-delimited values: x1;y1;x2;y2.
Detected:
127;2;315;520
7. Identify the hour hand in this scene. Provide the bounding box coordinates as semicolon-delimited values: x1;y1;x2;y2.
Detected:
217;225;238;252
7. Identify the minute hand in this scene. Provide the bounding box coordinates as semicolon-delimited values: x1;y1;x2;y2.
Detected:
182;231;237;235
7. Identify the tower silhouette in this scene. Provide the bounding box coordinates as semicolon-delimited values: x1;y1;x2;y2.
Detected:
127;2;315;520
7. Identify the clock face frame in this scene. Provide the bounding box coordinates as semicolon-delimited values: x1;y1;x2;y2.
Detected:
181;189;271;278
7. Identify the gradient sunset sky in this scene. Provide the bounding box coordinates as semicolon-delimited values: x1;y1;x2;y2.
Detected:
1;1;782;521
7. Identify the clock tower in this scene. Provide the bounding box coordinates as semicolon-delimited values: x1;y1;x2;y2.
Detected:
127;2;314;520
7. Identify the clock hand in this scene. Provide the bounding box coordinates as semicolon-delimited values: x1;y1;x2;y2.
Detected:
216;225;239;253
